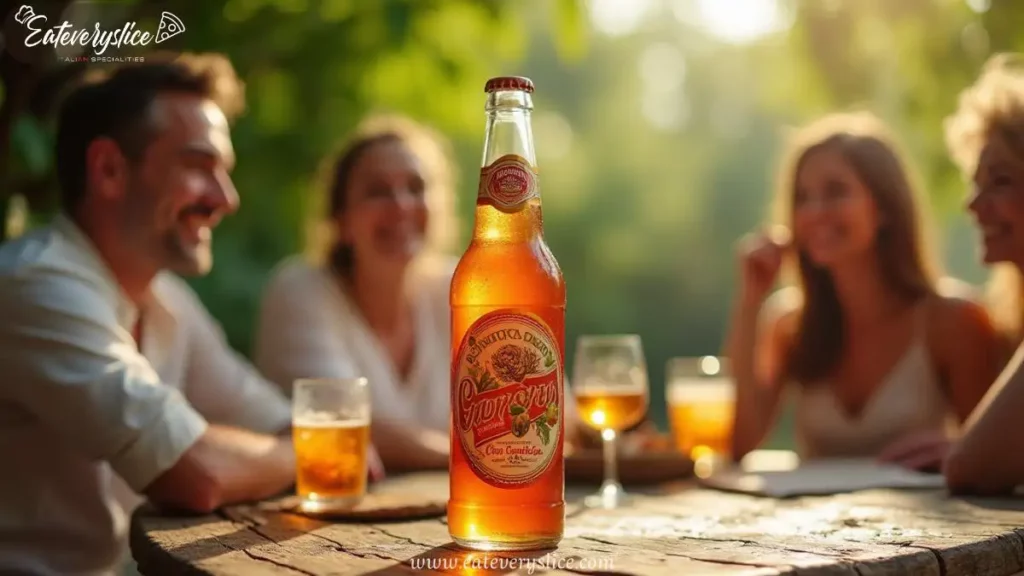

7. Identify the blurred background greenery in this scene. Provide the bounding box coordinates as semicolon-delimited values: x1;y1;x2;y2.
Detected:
3;0;1021;447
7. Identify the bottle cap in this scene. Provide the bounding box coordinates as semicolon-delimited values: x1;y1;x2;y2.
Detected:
484;76;534;93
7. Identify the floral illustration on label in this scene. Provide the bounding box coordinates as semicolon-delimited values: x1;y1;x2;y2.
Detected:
478;154;538;212
453;310;562;488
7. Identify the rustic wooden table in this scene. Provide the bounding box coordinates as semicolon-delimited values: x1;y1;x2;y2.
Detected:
131;472;1024;575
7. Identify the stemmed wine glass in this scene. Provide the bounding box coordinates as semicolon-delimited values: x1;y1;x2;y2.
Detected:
571;334;650;508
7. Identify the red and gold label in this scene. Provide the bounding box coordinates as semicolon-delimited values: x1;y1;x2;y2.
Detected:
477;154;538;212
452;310;562;488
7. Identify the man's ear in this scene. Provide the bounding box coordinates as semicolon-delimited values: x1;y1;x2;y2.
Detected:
85;137;129;201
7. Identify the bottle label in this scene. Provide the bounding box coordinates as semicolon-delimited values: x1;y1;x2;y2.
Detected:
452;309;562;488
478;154;538;212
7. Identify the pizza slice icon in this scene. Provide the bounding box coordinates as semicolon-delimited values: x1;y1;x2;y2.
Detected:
155;11;185;44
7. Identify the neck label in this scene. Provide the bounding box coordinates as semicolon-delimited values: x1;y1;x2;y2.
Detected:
478;154;538;212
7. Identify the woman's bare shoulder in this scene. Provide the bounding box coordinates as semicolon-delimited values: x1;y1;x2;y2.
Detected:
763;286;802;332
929;278;990;326
926;277;997;353
936;276;984;302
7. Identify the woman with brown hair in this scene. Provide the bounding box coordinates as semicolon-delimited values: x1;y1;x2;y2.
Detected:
728;111;1003;471
254;114;459;472
942;54;1024;493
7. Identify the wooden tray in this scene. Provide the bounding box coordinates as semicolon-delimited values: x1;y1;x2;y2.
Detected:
566;425;693;485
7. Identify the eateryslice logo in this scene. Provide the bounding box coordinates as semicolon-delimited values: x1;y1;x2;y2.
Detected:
14;5;185;55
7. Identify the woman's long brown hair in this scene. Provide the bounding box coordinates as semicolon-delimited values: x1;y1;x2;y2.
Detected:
774;112;940;384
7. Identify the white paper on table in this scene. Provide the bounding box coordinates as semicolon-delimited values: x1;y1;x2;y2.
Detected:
699;458;946;498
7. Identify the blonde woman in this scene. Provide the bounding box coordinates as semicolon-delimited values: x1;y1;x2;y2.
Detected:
728;112;1004;471
943;54;1024;493
254;115;460;472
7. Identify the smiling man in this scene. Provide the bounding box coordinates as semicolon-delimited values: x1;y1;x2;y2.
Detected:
0;53;297;575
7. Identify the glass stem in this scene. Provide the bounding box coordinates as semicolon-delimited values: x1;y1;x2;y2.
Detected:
602;428;619;491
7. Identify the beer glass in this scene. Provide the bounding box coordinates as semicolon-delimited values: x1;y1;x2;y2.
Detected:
292;377;371;511
666;356;735;464
571;334;649;508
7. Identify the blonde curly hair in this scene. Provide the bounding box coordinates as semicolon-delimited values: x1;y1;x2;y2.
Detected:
944;53;1024;345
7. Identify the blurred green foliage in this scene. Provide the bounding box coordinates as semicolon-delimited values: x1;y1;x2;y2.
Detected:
160;0;588;356
2;0;1020;446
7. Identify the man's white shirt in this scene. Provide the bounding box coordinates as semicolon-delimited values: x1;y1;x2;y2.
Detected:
0;215;291;575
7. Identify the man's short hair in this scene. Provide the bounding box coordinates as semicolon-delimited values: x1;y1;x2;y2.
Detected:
55;52;246;211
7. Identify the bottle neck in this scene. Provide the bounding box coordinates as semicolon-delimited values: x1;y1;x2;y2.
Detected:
473;89;542;243
482;90;536;166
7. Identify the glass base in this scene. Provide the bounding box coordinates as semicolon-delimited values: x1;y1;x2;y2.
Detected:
583;481;632;509
297;494;363;513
